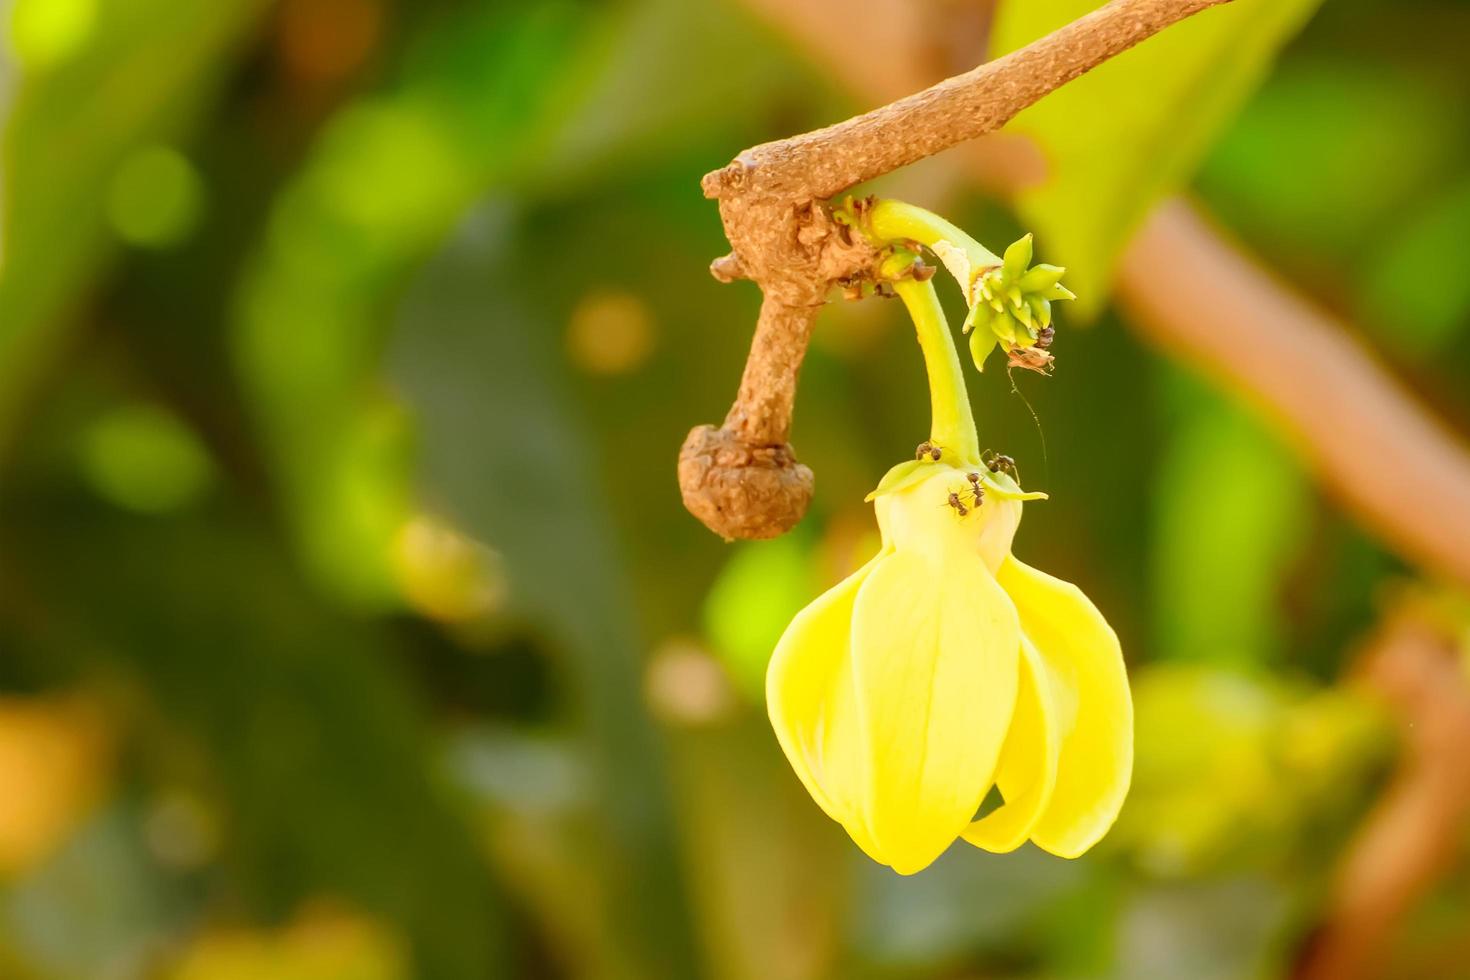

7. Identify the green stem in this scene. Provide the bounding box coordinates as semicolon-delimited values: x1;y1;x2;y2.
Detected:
868;199;1001;290
883;251;980;463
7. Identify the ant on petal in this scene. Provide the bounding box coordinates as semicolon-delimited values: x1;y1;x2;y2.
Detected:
966;471;985;507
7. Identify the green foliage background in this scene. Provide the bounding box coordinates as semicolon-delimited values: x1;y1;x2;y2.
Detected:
2;0;1469;977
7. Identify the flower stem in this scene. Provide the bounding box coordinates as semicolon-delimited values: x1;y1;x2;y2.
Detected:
882;251;980;464
869;199;1001;294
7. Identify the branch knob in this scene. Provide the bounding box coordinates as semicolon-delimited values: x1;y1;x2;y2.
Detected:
677;424;814;540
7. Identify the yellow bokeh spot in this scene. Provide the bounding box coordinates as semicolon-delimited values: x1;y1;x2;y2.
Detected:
565;290;655;375
390;514;505;623
8;0;96;69
79;403;214;513
645;638;735;727
166;900;409;980
0;695;111;878
107;145;206;248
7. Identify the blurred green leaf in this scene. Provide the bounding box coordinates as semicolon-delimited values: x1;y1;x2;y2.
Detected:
1151;371;1309;666
990;0;1321;315
1362;176;1470;355
1200;59;1459;259
232;3;596;606
1116;663;1385;876
702;533;818;701
0;0;268;443
389;206;700;980
0;508;510;979
76;402;214;514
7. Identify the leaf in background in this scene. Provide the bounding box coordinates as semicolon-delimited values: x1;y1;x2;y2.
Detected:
1151;371;1309;667
389;205;700;980
702;533;818;701
231;3;596;606
0;0;269;443
0;508;510;979
1199;60;1458;261
989;0;1322;316
1362;176;1470;356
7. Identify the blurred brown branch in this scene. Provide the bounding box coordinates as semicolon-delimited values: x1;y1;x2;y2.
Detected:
1119;204;1470;589
1294;602;1470;980
678;0;1237;540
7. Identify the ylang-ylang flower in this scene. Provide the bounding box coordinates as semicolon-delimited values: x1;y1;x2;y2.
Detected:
766;236;1131;875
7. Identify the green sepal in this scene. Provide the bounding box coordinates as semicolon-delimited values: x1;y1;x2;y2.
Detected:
865;459;938;502
969;329;998;372
1002;233;1033;281
1017;264;1066;292
981;467;1048;501
1014;299;1032;328
962;302;986;336
1029;296;1052;329
990;310;1019;346
1041;283;1077;302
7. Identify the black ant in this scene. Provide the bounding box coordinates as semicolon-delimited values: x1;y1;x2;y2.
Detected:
915;441;943;462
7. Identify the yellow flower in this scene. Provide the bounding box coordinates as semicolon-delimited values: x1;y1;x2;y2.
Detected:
766;463;1132;874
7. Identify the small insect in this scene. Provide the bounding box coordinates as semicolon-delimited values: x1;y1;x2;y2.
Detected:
965;471;985;506
916;441;943;462
1035;326;1055;350
944;491;969;517
986;452;1018;480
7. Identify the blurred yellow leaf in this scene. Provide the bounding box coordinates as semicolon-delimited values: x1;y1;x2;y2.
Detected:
0;695;110;877
166;901;409;980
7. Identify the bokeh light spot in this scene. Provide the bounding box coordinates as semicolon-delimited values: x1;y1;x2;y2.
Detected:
277;0;383;86
0;696;110;879
645;639;735;727
565;289;656;375
390;514;506;623
79;404;215;514
106;145;206;249
7;0;96;70
166;900;409;980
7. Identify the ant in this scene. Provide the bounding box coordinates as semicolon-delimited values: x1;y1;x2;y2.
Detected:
944;491;969;517
985;451;1018;480
915;441;943;462
1034;326;1055;350
965;471;985;507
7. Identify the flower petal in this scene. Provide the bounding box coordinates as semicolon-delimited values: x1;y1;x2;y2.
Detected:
849;548;1021;874
766;554;884;857
997;557;1132;858
962;634;1060;853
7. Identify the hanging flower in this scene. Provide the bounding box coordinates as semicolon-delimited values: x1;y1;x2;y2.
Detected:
765;233;1131;874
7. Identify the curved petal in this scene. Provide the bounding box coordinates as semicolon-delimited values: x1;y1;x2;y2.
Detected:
766;553;886;858
849;547;1021;874
962;634;1060;853
997;557;1132;858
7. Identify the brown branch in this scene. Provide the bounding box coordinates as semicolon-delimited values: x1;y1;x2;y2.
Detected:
703;0;1231;205
679;0;1236;539
1294;603;1470;980
1119;203;1470;589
